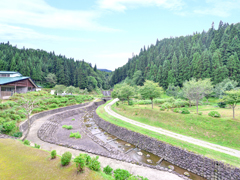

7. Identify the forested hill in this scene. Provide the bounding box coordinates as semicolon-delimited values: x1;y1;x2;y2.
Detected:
110;21;240;89
0;42;111;90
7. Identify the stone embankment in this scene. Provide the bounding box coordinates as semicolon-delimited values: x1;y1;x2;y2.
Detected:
37;101;135;164
93;109;240;180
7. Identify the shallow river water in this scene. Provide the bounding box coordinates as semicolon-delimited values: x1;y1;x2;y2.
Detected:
83;112;206;180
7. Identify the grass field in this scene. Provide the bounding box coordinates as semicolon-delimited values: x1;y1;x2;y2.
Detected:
112;101;240;151
96;100;240;168
0;139;112;180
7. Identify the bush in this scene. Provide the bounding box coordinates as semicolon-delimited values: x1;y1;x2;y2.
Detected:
51;150;57;159
161;102;172;110
198;112;203;115
116;102;119;106
0;117;6;125
85;154;91;165
48;103;58;109
160;108;165;111
71;118;75;121
23;140;30;145
32;108;44;113
173;108;179;113
114;169;131;180
103;165;113;175
62;125;73;130
218;102;227;108
128;175;149;180
69;132;81;139
128;100;134;106
58;103;65;107
61;152;72;166
34;144;40;149
180;108;190;114
2;121;16;133
74;155;86;173
13;132;22;137
88;156;101;171
10;114;21;121
208;111;221;118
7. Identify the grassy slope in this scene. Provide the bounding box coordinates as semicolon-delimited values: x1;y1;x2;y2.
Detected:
96;100;240;168
112;102;240;151
0;139;112;180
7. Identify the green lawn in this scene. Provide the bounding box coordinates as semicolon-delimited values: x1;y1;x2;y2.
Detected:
112;102;240;151
96;100;240;168
0;139;112;180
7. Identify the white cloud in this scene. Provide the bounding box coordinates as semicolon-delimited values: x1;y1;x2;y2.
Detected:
97;0;184;12
0;24;94;42
0;0;117;31
194;0;240;17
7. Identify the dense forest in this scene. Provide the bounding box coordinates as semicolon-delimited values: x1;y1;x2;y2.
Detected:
0;43;111;90
110;21;240;89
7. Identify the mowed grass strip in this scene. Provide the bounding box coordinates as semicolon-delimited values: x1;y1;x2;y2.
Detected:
112;102;240;151
0;139;111;180
96;101;240;168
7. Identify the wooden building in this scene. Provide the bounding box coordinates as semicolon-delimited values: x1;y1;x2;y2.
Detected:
0;71;38;99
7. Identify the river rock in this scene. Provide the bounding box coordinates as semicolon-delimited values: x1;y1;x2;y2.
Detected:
184;172;190;177
125;143;131;147
137;151;143;156
146;154;150;158
147;159;152;163
168;165;174;170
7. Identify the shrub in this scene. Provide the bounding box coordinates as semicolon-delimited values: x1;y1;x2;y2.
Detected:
51;150;57;159
161;102;172;110
23;140;30;145
88;156;101;171
85;154;91;165
128;175;149;180
180;108;190;114
61;152;72;166
0;112;7;118
34;144;40;149
69;132;81;139
58;103;65;107
62;125;73;130
114;169;131;180
160;108;165;111
103;165;113;175
173;108;179;113
153;98;168;104
10;114;21;121
218;102;227;108
74;154;86;173
13;132;22;137
32;108;44;113
0;117;6;125
128;100;134;106
48;103;58;108
198;112;203;115
208;111;221;118
116;102;119;106
72;118;75;121
2;121;16;133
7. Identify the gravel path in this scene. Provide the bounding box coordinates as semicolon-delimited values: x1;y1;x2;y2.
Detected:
26;102;183;180
105;98;240;158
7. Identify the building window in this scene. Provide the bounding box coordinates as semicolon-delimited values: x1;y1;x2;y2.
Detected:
0;74;10;77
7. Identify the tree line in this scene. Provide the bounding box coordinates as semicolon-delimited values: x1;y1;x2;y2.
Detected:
112;78;240;119
0;42;111;90
110;21;240;89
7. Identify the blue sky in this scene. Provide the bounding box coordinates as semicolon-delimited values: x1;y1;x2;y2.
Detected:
0;0;239;70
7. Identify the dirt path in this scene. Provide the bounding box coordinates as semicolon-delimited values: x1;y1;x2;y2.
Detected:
26;102;183;180
105;99;240;158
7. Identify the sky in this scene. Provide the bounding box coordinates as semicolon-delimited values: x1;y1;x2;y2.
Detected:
0;0;239;71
